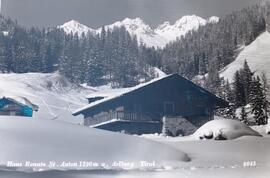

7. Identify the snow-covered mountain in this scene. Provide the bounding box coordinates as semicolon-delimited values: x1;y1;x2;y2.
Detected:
220;31;270;84
59;15;219;48
207;16;220;23
98;18;168;47
155;15;207;43
59;20;96;36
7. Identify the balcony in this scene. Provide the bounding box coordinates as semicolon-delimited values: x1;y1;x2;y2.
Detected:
86;111;160;126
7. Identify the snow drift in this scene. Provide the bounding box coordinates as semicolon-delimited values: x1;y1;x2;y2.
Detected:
0;116;190;171
193;119;261;140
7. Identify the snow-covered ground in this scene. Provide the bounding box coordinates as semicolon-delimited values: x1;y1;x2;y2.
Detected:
0;72;94;123
252;124;270;135
220;31;270;83
0;116;269;178
139;120;270;178
158;136;270;178
1;166;270;178
0;116;189;170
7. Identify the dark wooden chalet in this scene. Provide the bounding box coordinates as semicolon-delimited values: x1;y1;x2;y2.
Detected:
73;74;228;135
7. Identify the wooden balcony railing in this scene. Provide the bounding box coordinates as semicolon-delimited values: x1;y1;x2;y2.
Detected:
87;111;160;126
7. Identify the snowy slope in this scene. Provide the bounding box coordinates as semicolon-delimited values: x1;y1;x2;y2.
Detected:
59;15;218;48
220;31;270;83
0;72;94;123
0;116;189;170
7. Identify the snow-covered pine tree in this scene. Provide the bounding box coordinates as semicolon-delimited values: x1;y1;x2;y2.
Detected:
233;70;245;108
250;76;268;125
59;34;73;79
261;72;270;120
79;34;90;83
261;72;270;91
205;59;221;95
0;33;7;72
88;38;105;86
39;38;51;73
240;106;248;124
223;80;237;119
240;60;253;103
198;55;207;75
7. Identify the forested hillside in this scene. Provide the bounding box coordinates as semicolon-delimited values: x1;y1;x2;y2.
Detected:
160;3;267;81
0;3;269;89
0;18;157;87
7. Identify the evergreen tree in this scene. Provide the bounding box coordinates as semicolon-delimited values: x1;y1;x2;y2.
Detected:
205;59;221;94
261;72;270;121
0;34;7;72
240;60;253;103
250;76;268;125
223;80;237;119
233;71;245;108
240;106;248;124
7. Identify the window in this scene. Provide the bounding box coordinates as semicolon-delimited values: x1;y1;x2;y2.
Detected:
10;111;16;116
164;102;175;116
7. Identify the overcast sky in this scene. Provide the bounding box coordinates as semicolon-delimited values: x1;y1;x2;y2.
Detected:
1;0;261;28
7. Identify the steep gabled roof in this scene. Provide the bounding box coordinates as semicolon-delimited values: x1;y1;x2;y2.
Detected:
73;74;228;116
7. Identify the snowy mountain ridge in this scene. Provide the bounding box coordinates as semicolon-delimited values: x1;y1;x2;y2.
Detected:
155;15;208;42
60;20;96;37
99;17;168;48
59;15;219;48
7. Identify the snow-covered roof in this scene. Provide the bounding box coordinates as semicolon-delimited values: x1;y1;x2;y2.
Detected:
73;74;170;115
0;95;39;111
1;31;9;36
86;88;126;99
73;74;227;116
86;67;166;100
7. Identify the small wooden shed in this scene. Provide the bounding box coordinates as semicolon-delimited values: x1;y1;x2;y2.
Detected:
0;96;39;117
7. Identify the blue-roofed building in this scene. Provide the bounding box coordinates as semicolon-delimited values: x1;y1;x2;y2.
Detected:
0;97;39;117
